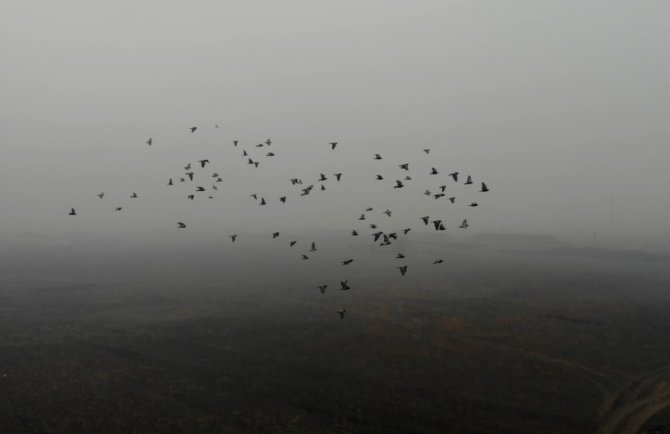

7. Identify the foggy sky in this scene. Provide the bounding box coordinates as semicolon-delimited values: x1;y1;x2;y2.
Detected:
2;1;669;248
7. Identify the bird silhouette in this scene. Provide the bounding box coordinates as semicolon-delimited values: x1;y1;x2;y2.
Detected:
318;285;327;294
340;281;351;290
330;142;338;150
309;242;317;252
459;219;469;229
421;216;430;225
394;180;404;189
396;253;405;259
68;208;76;216
432;220;442;230
480;182;489;192
383;210;392;217
186;172;194;181
397;265;408;276
448;197;455;203
280;196;287;203
342;259;354;265
233;140;238;147
449;172;459;182
433;259;444;264
230;234;238;242
187;195;194;200
272;232;280;239
430;167;438;175
402;228;411;235
168;178;173;186
359;214;366;221
177;222;186;228
196;187;205;192
376;175;384;180
319;174;327;181
334;173;342;181
190;127;197;133
115;207;122;212
130;192;138;198
399;163;409;171
146;138;152;146
289;241;297;246
97;192;105;199
469;202;479;207
352;230;359;236
302;254;309;260
260;198;267;205
465;175;473;185
337;309;346;319
423;149;430;154
373;154;382;160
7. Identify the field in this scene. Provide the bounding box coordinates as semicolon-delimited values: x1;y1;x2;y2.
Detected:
1;238;670;433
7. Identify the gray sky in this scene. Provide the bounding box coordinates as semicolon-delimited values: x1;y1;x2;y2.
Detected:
2;1;669;248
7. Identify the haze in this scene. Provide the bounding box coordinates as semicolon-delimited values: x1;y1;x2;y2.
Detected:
2;1;669;248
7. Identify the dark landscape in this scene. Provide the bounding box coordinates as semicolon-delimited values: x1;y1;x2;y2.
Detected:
2;237;670;433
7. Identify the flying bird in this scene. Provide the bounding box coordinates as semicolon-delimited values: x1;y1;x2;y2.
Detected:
289;241;297;247
130;192;138;198
319;174;327;181
459;219;469;229
373;154;382;160
230;234;238;242
376;175;384;180
465;175;473;185
351;230;358;236
272;232;280;239
449;172;459;182
318;285;327;294
423;149;430;154
432;220;442;230
430;168;438;175
421;216;430;225
168;178;173;186
187;195;194;200
302;254;309;260
334;173;342;181
337;309;346;319
146;138;152;146
233;140;238;147
399;163;409;171
280;196;287;203
480;182;489;192
68;208;76;216
115;207;122;212
196;187;205;192
396;253;405;259
469;202;479;207
434;259;444;264
340;281;351;290
394;180;404;189
177;222;186;228
198;159;210;168
260;198;266;205
97;192;104;199
309;242;317;252
402;228;411;235
190;127;197;133
342;259;354;265
186;172;194;181
397;265;408;276
383;210;392;217
330;142;338;150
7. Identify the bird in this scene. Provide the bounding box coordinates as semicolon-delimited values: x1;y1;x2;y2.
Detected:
424;190;431;196
439;185;447;192
449;172;459;182
184;164;192;170
130;192;138;198
434;193;445;199
179;178;185;183
397;265;408;276
469;202;479;207
402;228;411;235
421;216;430;225
190;127;197;133
168;178;173;186
365;208;374;212
370;224;377;229
177;222;186;228
230;234;238;242
459;219;469;229
383;210;392;217
430;167;438;175
265;139;272;146
260;198;266;205
199;159;209;168
434;259;444;264
115;207;122;212
266;152;275;157
330;142;338;150
68;208;76;216
423;149;430;154
448;197;455;203
97;192;104;199
465;175;473;185
256;143;264;148
340;281;351;290
480;182;489;192
215;177;223;183
373;154;382;160
318;285;327;294
146;138;152;146
372;232;383;242
404;176;412;181
272;232;280;239
376;175;384;180
250;194;258;200
187;195;194;200
358;214;366;221
394;180;404;189
280;196;287;203
342;259;354;265
399;163;409;171
211;185;218;191
396;253;405;259
186;172;194;181
301;254;309;260
334;173;342;181
289;241;297;247
309;242;317;252
351;230;358;236
319;174;327;181
196;187;205;192
215;124;220;129
320;184;326;191
337;309;346;319
233;140;238;147
242;150;248;156
212;173;219;178
432;220;442;230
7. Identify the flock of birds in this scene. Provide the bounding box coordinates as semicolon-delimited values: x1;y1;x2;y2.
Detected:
68;125;490;320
